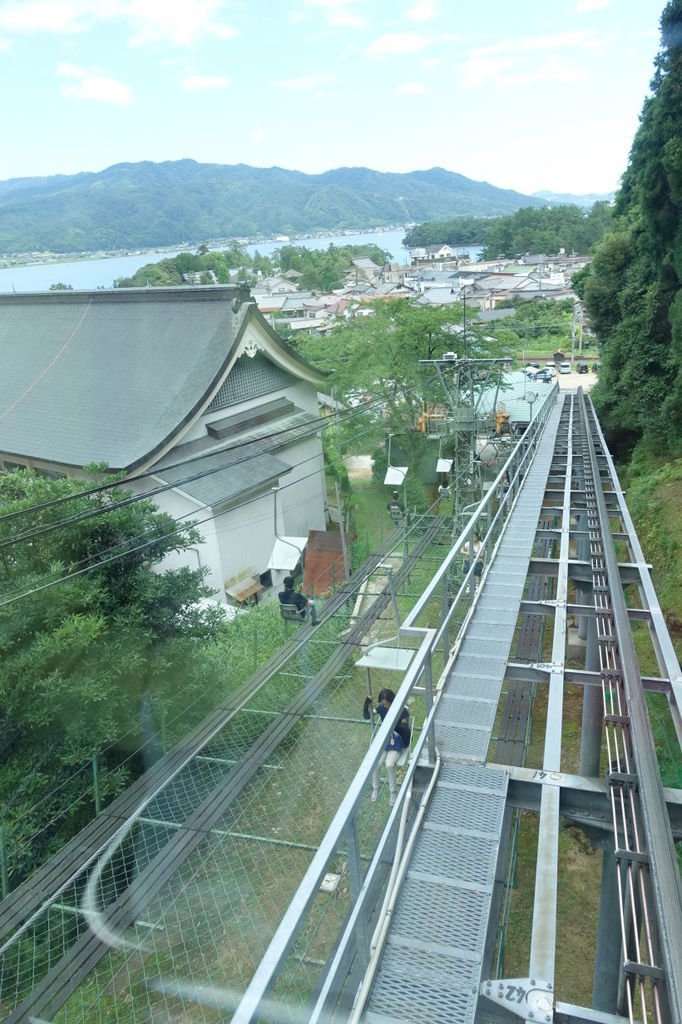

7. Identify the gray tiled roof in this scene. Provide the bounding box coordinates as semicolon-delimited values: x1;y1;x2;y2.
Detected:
0;287;322;471
155;444;291;508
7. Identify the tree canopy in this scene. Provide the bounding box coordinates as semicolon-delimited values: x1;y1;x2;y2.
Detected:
293;299;502;500
574;0;682;459
0;469;223;885
114;242;390;291
403;203;613;258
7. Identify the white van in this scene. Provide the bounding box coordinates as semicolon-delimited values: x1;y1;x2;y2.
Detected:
558;361;572;374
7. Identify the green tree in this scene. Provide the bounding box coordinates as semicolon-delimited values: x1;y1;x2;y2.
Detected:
578;0;682;458
296;299;497;479
0;468;223;885
404;203;613;258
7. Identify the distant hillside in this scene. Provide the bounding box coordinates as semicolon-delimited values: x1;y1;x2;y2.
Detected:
0;160;547;254
532;189;615;208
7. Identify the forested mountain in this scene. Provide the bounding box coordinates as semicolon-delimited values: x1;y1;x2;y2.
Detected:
532;189;615;207
404;203;614;257
0;161;546;255
574;0;682;460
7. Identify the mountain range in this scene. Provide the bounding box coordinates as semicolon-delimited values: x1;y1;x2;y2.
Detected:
532;189;615;207
0;160;553;255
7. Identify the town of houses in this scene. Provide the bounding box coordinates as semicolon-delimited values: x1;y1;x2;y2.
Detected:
0;244;590;618
247;246;589;337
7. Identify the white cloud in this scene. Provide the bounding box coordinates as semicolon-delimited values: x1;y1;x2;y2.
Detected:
397;82;427;94
575;0;610;11
0;1;96;34
304;0;365;28
407;1;437;22
250;128;265;142
0;0;238;47
502;57;589;86
182;74;230;91
461;30;600;88
123;0;238;47
60;71;133;105
56;61;88;77
473;30;600;57
278;72;335;90
366;32;428;56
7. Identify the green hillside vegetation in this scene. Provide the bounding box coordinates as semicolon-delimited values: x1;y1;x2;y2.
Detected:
114;242;391;292
572;0;682;786
0;162;546;255
574;0;682;463
403;202;613;258
482;298;575;356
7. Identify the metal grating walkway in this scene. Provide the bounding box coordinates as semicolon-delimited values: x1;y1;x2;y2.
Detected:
365;394;566;1024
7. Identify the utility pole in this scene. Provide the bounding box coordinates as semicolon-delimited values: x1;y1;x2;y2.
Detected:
419;354;508;536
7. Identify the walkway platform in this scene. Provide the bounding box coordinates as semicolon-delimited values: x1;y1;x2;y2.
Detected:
365;394;566;1024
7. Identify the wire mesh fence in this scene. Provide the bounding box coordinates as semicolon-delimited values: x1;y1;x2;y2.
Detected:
0;527;446;1023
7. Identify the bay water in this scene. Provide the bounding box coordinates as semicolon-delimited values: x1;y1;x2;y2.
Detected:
0;229;482;294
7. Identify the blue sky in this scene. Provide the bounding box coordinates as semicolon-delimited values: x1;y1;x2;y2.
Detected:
0;0;663;196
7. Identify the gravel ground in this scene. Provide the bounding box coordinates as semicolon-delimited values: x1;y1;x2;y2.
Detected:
556;370;597;391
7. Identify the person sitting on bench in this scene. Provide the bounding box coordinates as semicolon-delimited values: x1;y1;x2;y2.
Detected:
278;575;317;623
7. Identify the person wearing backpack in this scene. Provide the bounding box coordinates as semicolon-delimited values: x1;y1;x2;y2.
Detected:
386;491;404;524
366;688;411;805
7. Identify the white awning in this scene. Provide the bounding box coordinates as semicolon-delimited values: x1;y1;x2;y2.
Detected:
384;466;408;486
436;458;453;473
267;536;308;571
355;647;415;671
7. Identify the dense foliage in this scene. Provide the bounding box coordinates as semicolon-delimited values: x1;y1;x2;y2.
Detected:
0;161;545;255
293;299;500;498
482;299;576;358
0;469;226;885
575;0;682;458
404;203;613;258
114;242;391;291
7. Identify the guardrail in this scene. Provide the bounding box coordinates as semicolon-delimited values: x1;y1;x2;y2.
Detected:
228;384;560;1024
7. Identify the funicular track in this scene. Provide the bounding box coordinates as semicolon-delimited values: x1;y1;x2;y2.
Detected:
0;519;443;1023
576;391;682;1023
217;388;682;1024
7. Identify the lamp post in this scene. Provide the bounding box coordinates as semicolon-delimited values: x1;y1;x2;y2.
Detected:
461;286;468;359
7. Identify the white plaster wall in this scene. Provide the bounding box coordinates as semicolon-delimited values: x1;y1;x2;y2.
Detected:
213;489;276;590
274;435;326;537
128;480;227;602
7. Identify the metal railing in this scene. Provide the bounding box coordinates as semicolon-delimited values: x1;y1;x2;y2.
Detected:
228;385;560;1024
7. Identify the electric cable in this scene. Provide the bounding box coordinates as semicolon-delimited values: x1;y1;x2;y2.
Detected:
0;369;440;531
0;411;389;606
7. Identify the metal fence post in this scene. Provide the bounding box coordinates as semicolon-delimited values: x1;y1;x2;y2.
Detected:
423;651;437;765
440;577;450;659
0;825;9;898
92;754;102;815
344;816;370;962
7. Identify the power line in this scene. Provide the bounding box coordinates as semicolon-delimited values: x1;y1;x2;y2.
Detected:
0;371;439;543
0;413;385;607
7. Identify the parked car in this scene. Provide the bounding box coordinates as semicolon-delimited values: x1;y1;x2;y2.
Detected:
529;368;554;383
524;363;540;376
578;362;589;374
543;364;557;378
559;361;572;374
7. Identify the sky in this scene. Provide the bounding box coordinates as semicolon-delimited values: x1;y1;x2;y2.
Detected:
0;0;665;197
